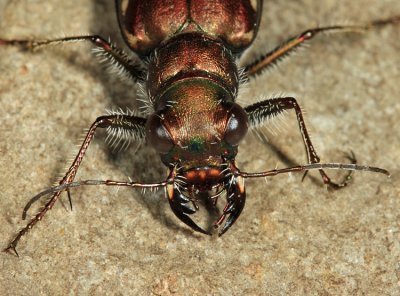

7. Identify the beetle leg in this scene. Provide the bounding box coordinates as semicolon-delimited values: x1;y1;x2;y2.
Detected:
245;97;354;189
243;16;400;76
4;114;146;256
167;185;210;235
215;175;246;236
0;35;145;82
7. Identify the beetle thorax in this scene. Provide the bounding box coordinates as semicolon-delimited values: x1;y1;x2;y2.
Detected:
144;33;249;168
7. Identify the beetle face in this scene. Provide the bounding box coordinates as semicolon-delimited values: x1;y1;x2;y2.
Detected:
145;79;248;172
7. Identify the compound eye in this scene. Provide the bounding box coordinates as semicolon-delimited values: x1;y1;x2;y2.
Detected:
145;113;174;154
224;103;248;146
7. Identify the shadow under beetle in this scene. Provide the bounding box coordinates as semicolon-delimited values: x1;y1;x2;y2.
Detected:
2;0;398;256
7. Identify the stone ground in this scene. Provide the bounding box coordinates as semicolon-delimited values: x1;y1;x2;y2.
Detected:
0;0;399;295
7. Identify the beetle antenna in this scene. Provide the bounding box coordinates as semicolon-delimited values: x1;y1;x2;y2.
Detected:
239;162;390;179
23;179;168;211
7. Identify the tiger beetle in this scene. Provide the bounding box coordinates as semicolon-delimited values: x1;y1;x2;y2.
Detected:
1;0;398;257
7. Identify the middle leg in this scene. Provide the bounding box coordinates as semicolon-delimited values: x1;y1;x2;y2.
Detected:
0;35;145;82
243;16;400;76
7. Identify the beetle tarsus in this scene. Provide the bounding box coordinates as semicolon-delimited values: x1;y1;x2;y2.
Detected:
3;244;19;257
321;151;357;190
67;189;73;211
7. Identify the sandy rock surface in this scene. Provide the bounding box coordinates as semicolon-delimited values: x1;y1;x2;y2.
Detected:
0;1;399;295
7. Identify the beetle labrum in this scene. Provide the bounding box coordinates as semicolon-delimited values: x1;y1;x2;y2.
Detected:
1;0;398;256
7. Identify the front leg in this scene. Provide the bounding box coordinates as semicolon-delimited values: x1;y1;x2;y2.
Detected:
4;114;146;256
245;97;354;189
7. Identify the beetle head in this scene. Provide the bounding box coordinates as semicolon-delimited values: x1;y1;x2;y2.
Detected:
145;79;248;186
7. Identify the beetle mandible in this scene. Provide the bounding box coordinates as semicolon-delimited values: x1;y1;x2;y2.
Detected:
2;0;397;256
